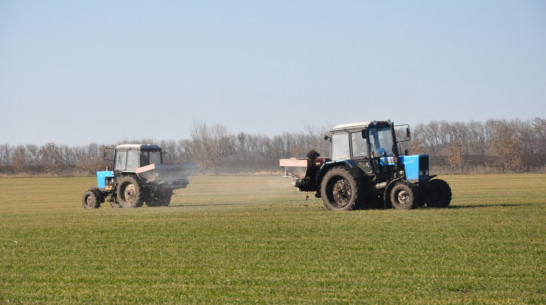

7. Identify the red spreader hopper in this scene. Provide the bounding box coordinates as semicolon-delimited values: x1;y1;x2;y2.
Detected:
279;157;330;179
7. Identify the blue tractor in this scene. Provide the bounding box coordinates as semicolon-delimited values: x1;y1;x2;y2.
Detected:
82;144;197;209
280;121;452;210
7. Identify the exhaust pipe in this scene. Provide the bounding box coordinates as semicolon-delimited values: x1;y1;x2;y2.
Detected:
374;182;388;190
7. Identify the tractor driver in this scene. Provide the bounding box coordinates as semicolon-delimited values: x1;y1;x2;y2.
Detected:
369;129;391;157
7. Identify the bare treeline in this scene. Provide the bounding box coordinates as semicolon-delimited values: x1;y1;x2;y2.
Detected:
0;118;544;176
411;118;546;173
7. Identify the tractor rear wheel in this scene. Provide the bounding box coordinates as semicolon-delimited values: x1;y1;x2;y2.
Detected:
390;181;419;209
82;188;101;209
425;179;452;208
320;167;359;211
116;176;143;208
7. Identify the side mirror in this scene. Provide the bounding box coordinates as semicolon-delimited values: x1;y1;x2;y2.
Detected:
324;135;330;141
103;148;115;161
406;128;411;138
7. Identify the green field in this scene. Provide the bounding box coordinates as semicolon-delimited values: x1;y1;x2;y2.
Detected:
1;174;545;304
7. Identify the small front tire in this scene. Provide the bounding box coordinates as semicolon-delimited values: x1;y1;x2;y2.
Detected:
390;182;419;210
425;179;452;208
82;189;101;209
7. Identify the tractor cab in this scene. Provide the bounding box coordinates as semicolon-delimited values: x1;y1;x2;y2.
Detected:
114;144;163;173
329;121;407;179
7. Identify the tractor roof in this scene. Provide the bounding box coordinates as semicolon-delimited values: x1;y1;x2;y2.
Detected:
331;120;393;132
331;122;371;132
115;144;161;151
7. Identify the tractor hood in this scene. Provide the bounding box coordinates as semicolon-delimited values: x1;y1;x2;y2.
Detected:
399;154;430;181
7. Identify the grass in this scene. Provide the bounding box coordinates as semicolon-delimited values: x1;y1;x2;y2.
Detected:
0;174;545;304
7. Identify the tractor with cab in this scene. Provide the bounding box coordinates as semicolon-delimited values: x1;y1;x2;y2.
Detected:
280;121;452;210
82;144;197;209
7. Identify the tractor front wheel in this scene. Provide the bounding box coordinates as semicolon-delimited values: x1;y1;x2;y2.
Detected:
116;176;143;208
390;182;419;210
425;179;452;208
320;167;359;211
82;188;101;209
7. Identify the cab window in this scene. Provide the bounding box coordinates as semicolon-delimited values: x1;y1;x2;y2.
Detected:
115;151;127;171
351;132;368;157
141;150;162;166
332;132;350;160
126;150;140;171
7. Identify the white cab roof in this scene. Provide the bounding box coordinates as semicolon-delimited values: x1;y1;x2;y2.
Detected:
331;122;371;132
115;144;161;150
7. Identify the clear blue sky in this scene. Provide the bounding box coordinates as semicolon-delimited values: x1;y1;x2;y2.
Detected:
1;0;545;146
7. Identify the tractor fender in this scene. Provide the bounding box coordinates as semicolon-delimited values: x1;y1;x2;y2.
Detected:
316;160;365;187
117;172;143;184
113;173;143;193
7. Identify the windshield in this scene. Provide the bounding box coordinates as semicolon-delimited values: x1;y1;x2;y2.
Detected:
369;127;395;157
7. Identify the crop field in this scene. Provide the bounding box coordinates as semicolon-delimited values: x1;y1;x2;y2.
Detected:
1;174;545;304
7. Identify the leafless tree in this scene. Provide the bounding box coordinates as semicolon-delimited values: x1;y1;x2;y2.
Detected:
486;122;523;172
159;139;178;163
39;142;64;174
12;146;26;173
442;135;465;170
185;121;233;174
0;144;11;166
25;144;41;166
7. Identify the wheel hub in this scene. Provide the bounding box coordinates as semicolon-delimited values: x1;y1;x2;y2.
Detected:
86;195;95;206
332;179;351;206
124;184;137;204
396;190;410;206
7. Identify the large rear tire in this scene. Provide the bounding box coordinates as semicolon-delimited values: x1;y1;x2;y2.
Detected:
390;181;419;210
320;167;359;211
82;188;101;209
116;176;143;208
425;179;452;208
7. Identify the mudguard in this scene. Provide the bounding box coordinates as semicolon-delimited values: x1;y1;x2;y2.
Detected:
317;160;366;187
